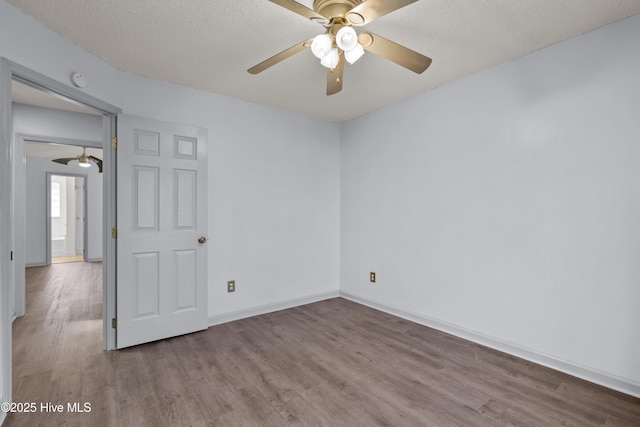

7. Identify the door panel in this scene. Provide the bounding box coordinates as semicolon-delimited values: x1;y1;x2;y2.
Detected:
117;115;207;348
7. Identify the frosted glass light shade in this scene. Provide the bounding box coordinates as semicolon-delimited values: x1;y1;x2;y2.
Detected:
311;34;332;59
344;43;364;64
336;26;358;51
320;48;340;68
78;160;91;168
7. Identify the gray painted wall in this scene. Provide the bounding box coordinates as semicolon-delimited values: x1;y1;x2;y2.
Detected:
341;14;640;387
119;75;342;317
25;156;102;265
12;103;103;143
0;0;341;320
13;103;103;265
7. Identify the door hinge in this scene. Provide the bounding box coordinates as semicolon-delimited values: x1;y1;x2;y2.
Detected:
112;136;118;149
112;227;118;239
10;251;13;261
112;318;117;329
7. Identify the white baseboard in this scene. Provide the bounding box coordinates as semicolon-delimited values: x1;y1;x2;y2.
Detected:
208;290;340;327
340;291;640;399
25;261;47;267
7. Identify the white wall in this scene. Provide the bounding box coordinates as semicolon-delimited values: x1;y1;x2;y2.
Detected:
1;0;341;319
341;13;640;391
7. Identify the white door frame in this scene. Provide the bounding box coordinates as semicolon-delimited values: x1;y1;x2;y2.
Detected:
0;58;121;411
75;177;84;258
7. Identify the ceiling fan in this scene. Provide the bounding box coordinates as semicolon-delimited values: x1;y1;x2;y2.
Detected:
52;147;103;173
248;0;432;95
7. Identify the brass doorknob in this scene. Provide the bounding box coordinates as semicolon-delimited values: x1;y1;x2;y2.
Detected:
198;236;207;244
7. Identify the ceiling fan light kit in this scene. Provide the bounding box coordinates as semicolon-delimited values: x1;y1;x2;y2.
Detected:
336;26;358;51
311;34;332;59
344;42;364;64
52;147;103;173
311;25;364;67
320;47;340;68
248;0;432;95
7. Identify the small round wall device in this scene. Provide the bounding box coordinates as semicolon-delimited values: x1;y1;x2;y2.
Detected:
70;72;87;88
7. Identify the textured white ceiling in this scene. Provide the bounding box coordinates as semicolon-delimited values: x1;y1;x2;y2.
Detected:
6;0;640;121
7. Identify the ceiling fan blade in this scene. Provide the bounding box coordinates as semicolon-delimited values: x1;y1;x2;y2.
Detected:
346;0;417;26
358;32;432;74
248;39;313;74
52;157;77;165
88;156;103;173
268;0;329;24
326;54;345;96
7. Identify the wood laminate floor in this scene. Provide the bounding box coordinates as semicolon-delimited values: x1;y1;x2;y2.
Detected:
7;263;640;426
51;254;85;264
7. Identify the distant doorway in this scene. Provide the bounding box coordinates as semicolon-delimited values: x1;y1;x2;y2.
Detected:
52;254;85;264
49;174;86;264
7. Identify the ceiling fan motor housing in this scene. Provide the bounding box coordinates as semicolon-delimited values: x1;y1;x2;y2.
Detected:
314;0;362;19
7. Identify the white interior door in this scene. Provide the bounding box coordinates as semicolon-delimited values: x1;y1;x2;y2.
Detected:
116;115;208;349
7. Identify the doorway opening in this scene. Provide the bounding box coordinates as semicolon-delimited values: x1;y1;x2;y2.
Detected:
1;58;121;413
13;96;107;402
49;174;86;264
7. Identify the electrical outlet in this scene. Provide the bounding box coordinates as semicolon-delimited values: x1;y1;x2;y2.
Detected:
227;280;235;293
370;272;376;283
